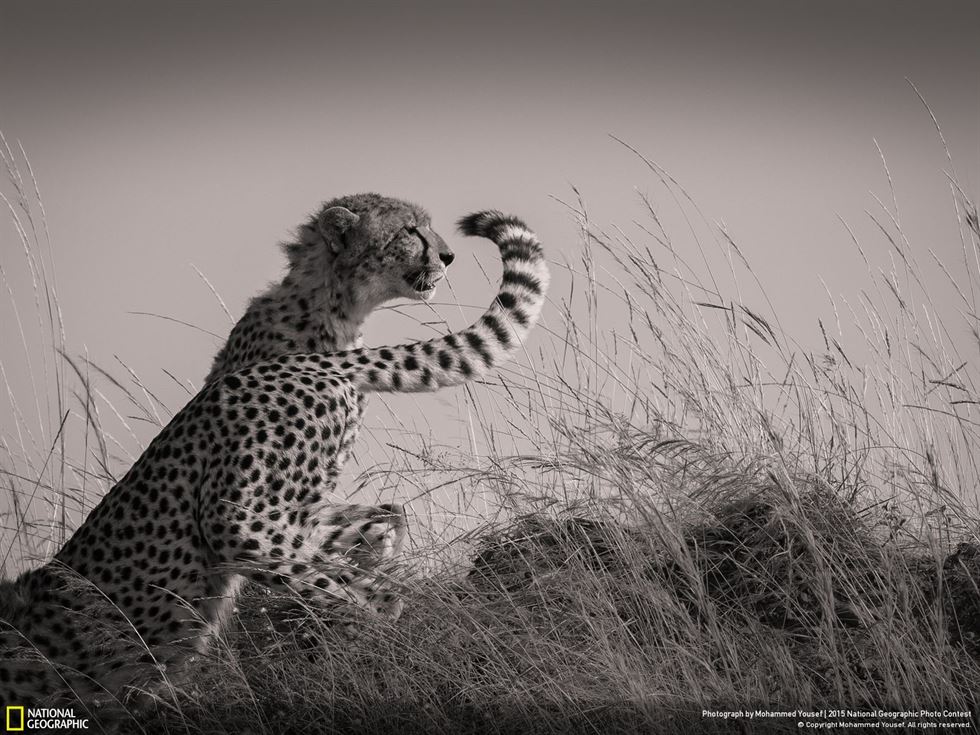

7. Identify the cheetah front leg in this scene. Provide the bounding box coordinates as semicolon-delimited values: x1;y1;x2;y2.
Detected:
201;479;407;624
266;502;407;619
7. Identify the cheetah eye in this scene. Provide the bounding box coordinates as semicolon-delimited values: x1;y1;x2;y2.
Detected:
388;226;418;246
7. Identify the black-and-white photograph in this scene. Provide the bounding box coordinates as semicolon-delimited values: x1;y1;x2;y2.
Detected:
1;1;978;732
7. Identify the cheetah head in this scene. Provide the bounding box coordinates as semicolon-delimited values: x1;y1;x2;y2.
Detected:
298;193;455;306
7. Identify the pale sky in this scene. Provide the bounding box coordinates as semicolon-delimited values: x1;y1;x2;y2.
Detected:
1;1;978;564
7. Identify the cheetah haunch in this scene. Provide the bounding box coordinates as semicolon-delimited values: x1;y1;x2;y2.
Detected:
0;197;549;704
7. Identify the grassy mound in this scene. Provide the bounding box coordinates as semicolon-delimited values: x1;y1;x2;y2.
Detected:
129;484;977;734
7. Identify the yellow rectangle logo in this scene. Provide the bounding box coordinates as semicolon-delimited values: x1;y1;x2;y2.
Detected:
5;705;25;732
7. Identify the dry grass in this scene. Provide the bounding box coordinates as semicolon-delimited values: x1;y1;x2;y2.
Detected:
1;119;979;733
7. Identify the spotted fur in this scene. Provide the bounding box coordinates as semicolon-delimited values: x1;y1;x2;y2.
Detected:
0;197;547;704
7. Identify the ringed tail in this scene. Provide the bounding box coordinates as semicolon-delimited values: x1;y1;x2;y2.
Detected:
334;210;548;393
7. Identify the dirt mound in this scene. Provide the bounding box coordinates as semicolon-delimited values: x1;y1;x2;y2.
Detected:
467;516;638;594
942;542;980;658
464;499;979;660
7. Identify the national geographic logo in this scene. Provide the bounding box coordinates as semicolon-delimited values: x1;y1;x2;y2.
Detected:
5;707;89;731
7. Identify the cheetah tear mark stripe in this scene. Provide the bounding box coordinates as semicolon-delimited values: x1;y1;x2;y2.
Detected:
332;210;547;393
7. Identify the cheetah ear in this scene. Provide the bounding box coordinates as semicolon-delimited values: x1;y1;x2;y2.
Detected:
317;206;360;251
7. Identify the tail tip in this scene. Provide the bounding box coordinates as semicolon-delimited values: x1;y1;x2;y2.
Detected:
456;210;500;237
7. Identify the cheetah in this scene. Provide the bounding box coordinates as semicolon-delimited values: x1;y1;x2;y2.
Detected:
0;199;548;706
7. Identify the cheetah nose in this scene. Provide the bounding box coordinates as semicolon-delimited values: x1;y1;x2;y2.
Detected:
439;250;455;267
